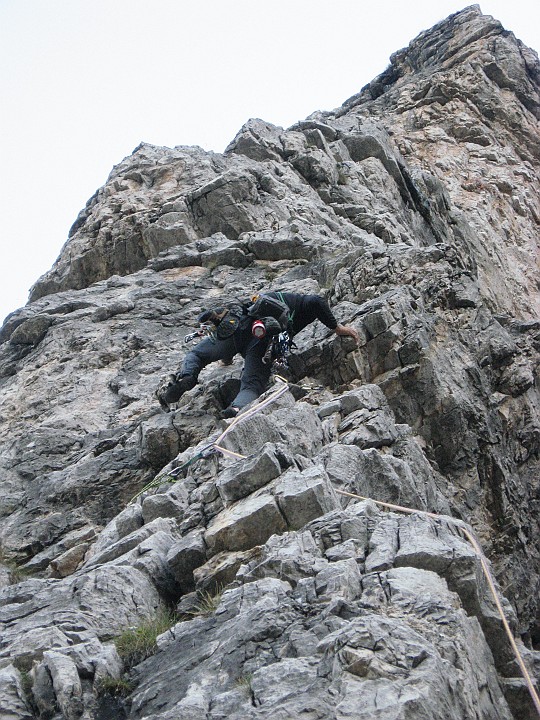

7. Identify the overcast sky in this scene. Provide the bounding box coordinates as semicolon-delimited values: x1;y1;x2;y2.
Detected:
1;1;539;325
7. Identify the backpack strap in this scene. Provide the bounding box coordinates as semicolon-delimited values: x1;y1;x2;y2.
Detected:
277;292;295;331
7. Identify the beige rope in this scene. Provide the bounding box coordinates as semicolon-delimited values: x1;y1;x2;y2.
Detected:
156;375;540;712
336;488;540;716
212;444;246;460
212;377;289;455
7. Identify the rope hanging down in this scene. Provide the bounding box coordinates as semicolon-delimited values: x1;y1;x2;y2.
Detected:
129;378;288;502
336;489;540;718
131;380;539;715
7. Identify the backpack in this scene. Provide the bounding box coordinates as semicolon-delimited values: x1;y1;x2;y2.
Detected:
197;293;291;340
246;293;291;332
198;303;245;339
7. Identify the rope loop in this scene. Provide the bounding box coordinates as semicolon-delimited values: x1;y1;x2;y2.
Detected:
129;378;289;503
336;488;540;717
128;383;540;716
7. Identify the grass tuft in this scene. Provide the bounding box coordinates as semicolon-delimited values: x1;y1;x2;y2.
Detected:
0;548;31;585
96;676;135;698
235;672;253;692
186;585;224;617
114;609;178;667
235;672;256;705
19;670;34;700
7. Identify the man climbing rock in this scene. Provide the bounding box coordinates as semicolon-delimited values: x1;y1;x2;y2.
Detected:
157;291;359;417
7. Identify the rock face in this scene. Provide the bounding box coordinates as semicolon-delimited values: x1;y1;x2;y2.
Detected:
1;6;539;719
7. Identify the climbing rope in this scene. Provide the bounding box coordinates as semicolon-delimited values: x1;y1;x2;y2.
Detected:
211;375;289;454
133;379;540;714
336;488;540;717
129;377;288;503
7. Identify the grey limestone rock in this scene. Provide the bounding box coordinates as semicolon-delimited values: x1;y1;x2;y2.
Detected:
8;315;52;347
1;6;540;720
215;442;282;504
0;665;33;720
127;506;517;720
274;465;340;530
166;530;207;593
82;517;177;568
42;651;83;720
141;492;186;523
204;493;287;554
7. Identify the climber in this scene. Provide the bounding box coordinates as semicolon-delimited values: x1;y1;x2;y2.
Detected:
156;291;360;417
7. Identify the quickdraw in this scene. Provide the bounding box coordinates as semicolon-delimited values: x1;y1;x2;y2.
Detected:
263;331;293;372
129;443;217;503
184;324;215;344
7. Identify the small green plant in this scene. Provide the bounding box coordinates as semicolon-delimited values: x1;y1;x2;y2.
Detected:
1;560;30;585
114;609;178;667
19;670;33;700
96;676;134;698
8;564;30;585
235;673;253;692
187;585;223;617
235;673;256;705
0;548;31;585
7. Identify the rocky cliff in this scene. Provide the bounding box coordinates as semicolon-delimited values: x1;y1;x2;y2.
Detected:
1;5;540;719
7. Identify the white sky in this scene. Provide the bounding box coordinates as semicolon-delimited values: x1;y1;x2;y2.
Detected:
1;0;539;325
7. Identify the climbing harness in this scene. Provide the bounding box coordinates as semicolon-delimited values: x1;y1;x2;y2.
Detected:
275;291;295;329
335;489;540;718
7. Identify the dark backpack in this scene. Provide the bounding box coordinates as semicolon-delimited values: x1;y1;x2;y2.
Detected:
246;294;290;332
197;293;291;340
198;303;245;339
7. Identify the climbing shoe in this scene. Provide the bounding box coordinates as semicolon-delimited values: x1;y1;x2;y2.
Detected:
220;405;240;419
156;374;196;411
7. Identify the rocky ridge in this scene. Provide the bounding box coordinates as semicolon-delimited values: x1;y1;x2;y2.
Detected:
1;5;540;719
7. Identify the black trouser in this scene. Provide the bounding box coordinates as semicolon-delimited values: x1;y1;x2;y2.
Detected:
180;327;271;409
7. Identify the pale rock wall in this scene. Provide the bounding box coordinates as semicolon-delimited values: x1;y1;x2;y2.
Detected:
0;6;539;719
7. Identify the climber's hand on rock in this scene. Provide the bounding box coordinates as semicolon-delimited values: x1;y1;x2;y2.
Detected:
335;324;360;344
